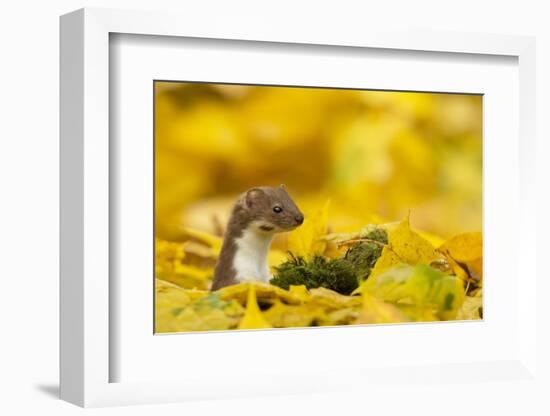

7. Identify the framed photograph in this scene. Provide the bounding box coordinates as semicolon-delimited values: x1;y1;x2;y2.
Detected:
152;81;483;333
60;8;538;407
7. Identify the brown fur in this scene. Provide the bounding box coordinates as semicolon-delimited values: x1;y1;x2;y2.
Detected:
211;186;303;291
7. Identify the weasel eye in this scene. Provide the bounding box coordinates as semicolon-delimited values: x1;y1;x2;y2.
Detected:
273;206;283;213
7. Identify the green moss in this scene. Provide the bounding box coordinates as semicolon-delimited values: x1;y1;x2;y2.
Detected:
271;227;388;295
345;227;388;282
360;225;389;244
271;254;358;295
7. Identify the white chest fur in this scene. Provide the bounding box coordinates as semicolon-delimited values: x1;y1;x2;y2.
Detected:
232;227;274;283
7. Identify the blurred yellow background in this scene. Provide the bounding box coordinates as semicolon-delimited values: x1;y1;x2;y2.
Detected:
155;82;482;242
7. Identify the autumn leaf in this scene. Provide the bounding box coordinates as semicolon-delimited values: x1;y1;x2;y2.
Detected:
439;232;483;282
155;284;243;333
238;285;272;329
155;238;186;274
263;301;326;328
355;292;409;324
161;263;213;288
321;307;361;326
217;281;304;305
155;224;479;331
170;303;233;332
156;278;211;302
286;200;330;258
456;290;483;320
309;287;362;310
288;285;311;303
395;304;438;322
415;229;445;248
370;217;446;277
181;227;222;254
183;241;218;263
439;233;482;262
360;263;465;320
155;233;218;290
155;279;194;332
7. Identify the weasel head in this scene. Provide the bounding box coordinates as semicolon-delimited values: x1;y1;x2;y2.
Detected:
240;185;304;234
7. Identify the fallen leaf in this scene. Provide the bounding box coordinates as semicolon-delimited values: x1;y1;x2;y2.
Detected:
263;301;326;327
439;232;483;281
217;281;304;305
370;217;445;277
456;291;483;320
309;287;362;310
181;227;222;254
361;263;465;320
171;304;233;332
320;307;361;326
155;238;186;274
157;263;212;290
155;279;193;332
355;292;410;324
155;288;242;332
288;285;311;302
238;285;272;329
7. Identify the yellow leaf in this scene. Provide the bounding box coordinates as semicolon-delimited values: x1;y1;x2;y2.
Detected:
157;263;213;290
362;263;465;320
173;264;212;279
439;232;483;280
155;279;210;307
309;287;362;310
237;285;272;329
456;291;483;320
395;304;438;322
155;238;186;274
288;285;311;303
370;217;444;277
286;200;330;257
183;241;218;261
263;301;326;327
415;229;445;248
355;292;409;324
155;282;235;332
155;279;192;323
181;227;222;254
156;277;186;293
320;307;361;326
440;232;482;262
155;237;216;290
217;281;304;305
171;305;233;332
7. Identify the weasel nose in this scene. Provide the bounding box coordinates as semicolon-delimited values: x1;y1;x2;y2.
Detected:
295;214;304;225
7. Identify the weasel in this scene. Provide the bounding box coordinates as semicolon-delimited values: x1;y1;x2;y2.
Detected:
211;185;304;291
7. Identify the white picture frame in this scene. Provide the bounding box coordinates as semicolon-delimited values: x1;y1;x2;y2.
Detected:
60;7;538;408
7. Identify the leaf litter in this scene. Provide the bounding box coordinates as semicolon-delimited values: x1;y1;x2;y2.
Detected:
155;207;483;332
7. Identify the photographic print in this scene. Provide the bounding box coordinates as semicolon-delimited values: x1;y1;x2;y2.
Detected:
154;82;483;333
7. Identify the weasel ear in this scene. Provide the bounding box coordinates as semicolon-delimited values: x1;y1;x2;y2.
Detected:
279;184;286;190
245;188;265;209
